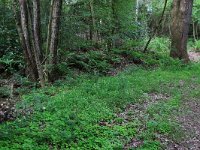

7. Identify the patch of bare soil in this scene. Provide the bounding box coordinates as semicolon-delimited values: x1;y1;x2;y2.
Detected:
99;93;170;149
123;93;200;150
0;79;19;123
0;98;17;122
106;80;200;149
188;51;200;62
117;93;170;124
160;81;200;149
123;93;170;149
164;98;200;150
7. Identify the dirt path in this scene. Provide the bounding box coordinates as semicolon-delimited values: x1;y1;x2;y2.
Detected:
188;51;200;62
176;52;200;149
173;99;200;149
160;71;200;149
180;52;200;149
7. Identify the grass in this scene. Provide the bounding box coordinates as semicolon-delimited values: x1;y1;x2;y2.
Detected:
1;62;200;149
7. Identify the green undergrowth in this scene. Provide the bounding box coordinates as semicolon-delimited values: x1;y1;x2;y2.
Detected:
1;62;200;149
56;45;177;77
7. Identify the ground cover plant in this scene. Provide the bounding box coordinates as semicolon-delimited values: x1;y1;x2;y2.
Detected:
1;61;200;149
1;0;200;149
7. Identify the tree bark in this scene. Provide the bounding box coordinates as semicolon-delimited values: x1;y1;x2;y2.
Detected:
44;0;54;82
32;0;45;87
170;0;193;62
13;0;30;76
49;0;62;66
18;0;38;81
192;21;196;41
135;0;139;22
89;0;98;43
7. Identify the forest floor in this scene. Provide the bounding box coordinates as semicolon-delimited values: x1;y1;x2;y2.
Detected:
122;71;200;150
162;51;200;149
123;51;200;149
1;52;200;149
188;51;200;62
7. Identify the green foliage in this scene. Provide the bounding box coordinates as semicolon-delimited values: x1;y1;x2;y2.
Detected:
192;0;200;23
1;63;200;149
0;87;10;98
148;37;171;54
112;0;134;32
58;50;123;75
57;40;180;76
59;0;139;51
0;52;24;74
188;39;200;52
194;40;200;51
0;1;23;75
1;0;200;148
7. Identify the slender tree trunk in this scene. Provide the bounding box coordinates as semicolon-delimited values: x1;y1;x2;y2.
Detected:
192;21;196;41
13;0;36;78
109;0;118;49
168;15;172;37
15;0;64;85
13;0;25;51
196;24;199;39
49;0;62;67
32;0;45;87
13;0;30;76
26;0;37;59
170;0;193;62
135;0;139;22
44;0;54;81
18;0;38;80
89;0;98;43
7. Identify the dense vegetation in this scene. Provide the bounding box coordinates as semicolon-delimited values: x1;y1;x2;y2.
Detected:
0;0;200;149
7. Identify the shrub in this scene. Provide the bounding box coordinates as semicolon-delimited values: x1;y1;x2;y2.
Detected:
0;52;24;75
148;37;171;54
194;40;200;52
188;39;200;52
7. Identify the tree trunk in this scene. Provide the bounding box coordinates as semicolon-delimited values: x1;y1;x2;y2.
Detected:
196;23;199;39
49;0;62;67
170;0;193;62
13;0;31;76
32;0;45;87
192;21;196;41
44;0;54;82
135;0;139;22
89;0;98;43
109;0;118;49
18;0;38;80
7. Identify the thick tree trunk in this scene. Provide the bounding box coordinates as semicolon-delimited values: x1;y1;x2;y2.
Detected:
18;0;38;80
170;0;193;62
32;0;45;87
